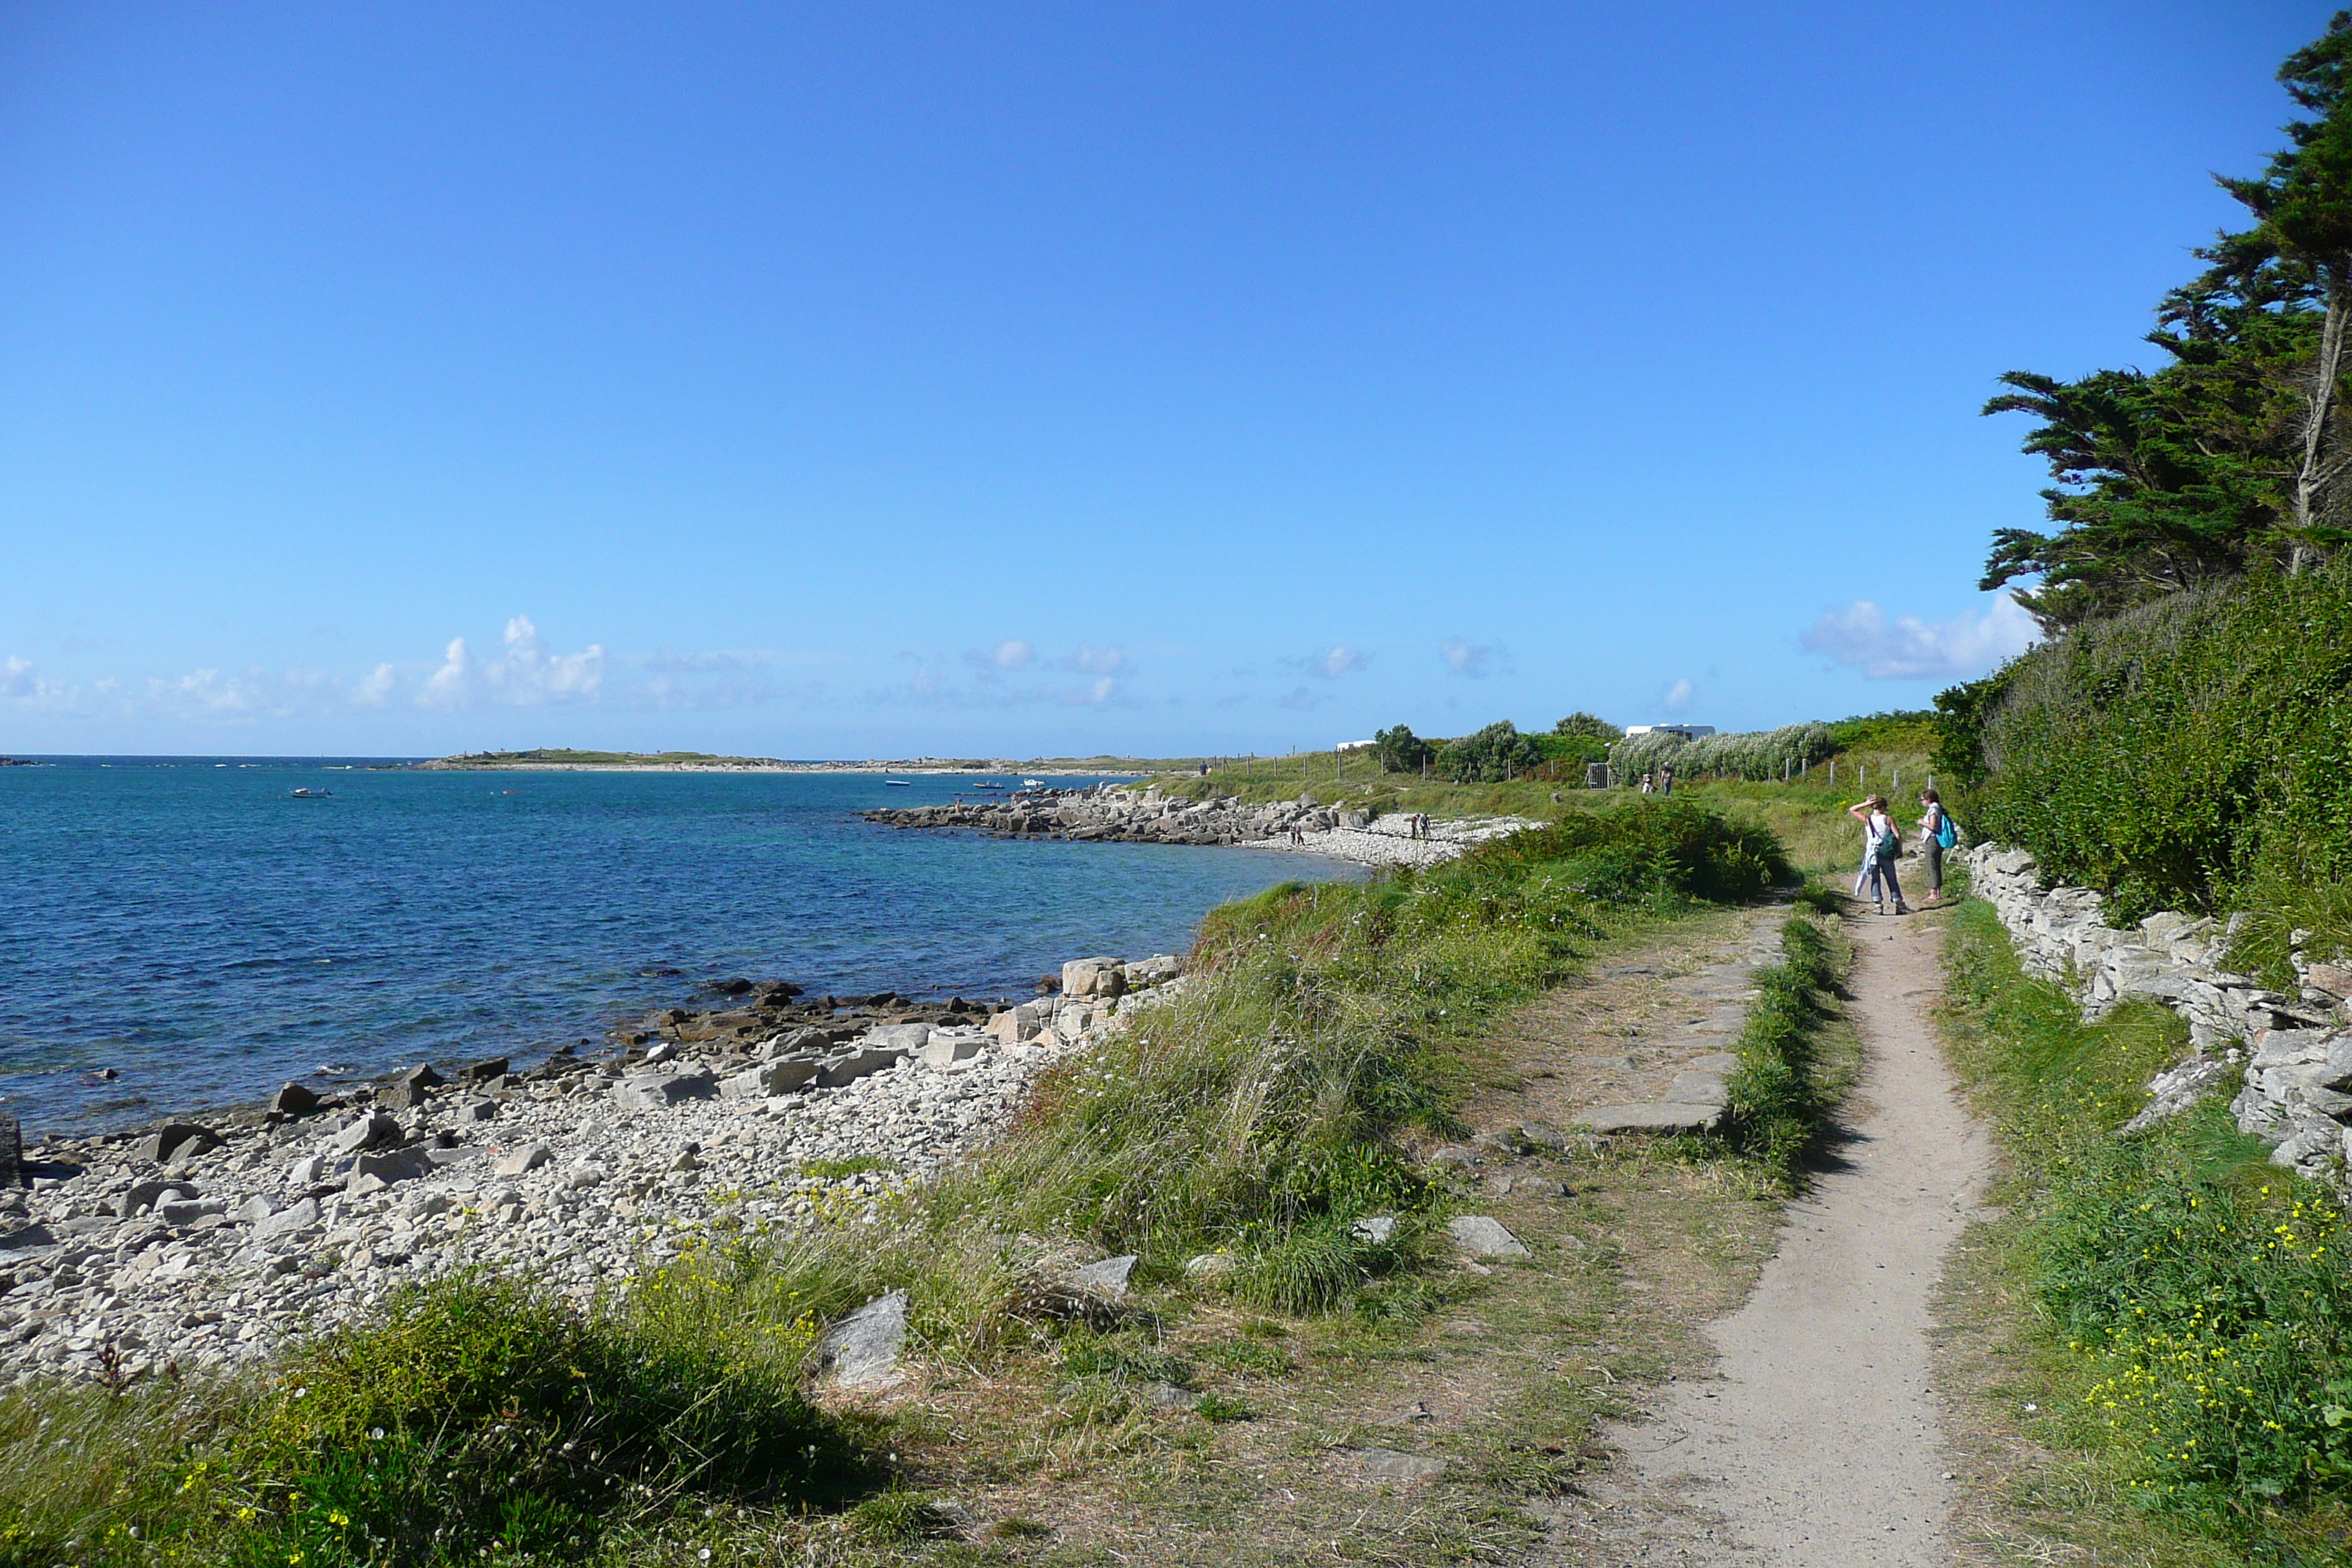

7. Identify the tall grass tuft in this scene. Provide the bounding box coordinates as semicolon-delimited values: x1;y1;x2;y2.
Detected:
1722;913;1844;1186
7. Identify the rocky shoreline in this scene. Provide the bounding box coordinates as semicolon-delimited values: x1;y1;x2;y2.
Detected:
0;953;1186;1387
866;784;1536;870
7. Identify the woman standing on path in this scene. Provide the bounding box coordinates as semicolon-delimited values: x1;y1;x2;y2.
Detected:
1847;794;1910;914
1916;788;1948;906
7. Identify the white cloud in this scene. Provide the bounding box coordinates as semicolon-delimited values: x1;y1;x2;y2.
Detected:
1287;647;1363;680
2;655;34;698
964;639;1036;671
1068;645;1125;676
1439;638;1509;679
415;616;606;710
1662;677;1695;712
1801;595;2039;681
354;662;396;707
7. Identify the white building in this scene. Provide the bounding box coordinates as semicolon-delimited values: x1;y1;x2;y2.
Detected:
1623;724;1716;739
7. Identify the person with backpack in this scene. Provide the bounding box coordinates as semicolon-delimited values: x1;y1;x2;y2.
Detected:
1917;788;1956;905
1845;794;1910;914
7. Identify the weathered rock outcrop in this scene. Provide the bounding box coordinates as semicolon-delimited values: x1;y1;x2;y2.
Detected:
1964;842;2352;1183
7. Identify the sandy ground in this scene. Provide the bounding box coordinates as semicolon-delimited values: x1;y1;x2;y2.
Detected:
1589;905;1992;1566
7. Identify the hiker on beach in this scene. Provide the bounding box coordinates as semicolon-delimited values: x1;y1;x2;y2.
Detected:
1917;788;1950;905
1847;794;1910;914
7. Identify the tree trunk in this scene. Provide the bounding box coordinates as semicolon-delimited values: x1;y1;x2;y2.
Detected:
2293;271;2351;574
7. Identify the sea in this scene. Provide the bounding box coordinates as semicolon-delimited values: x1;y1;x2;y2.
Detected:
0;758;1356;1137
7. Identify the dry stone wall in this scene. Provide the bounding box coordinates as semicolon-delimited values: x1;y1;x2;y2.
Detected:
1963;843;2352;1183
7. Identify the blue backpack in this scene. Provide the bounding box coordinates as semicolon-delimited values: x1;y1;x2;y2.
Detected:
1934;810;1958;851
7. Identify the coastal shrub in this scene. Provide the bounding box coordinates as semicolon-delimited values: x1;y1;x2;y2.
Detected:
1609;723;1836;784
0;1273;875;1568
1822;709;1940;756
1942;901;2352;1536
1436;720;1545;783
1372;724;1437;774
1552;712;1622;742
1946;560;2352;957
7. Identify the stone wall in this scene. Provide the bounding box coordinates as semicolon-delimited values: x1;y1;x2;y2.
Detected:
1961;842;2352;1181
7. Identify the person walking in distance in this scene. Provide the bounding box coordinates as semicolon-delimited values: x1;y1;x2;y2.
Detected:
1916;788;1950;906
1846;794;1910;914
1659;763;1675;797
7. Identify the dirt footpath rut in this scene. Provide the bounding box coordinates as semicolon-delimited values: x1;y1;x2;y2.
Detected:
1589;908;1994;1567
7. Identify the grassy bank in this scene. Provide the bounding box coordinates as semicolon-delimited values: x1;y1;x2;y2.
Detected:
0;799;1810;1567
1937;897;2352;1564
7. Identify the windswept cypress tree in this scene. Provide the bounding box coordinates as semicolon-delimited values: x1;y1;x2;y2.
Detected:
1985;14;2352;630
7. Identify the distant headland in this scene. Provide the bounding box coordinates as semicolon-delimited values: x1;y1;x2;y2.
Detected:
411;747;1151;774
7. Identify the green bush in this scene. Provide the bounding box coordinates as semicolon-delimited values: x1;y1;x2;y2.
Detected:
0;1274;871;1567
1948;560;2352;951
1372;724;1438;774
1552;712;1622;742
1610;723;1836;783
1823;710;1941;755
1436;720;1545;783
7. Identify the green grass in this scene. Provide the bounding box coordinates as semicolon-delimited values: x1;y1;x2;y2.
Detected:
1722;907;1850;1188
796;1155;897;1180
1940;897;2352;1556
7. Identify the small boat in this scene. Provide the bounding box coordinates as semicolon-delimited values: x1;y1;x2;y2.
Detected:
1022;778;1044;788
290;788;331;799
884;779;913;787
973;782;1007;791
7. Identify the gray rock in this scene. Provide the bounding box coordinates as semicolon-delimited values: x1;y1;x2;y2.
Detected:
331;1114;402;1156
123;1179;198;1217
562;1161;606;1190
1447;1215;1529;1258
815;1049;905;1089
812;1289;908;1390
920;1035;986;1068
721;1060;817;1098
251;1197;320;1243
286;1155;327;1188
1667;1071;1730;1107
494;1142;554;1177
406;1191;453;1218
1069;1254;1138;1297
1351;1216;1398;1244
400;1063;445;1090
136;1123;219;1166
347;1147;433;1194
1515;1121;1569;1150
453;1098;498;1123
235;1195;277;1224
611;1070;716;1111
1062;958;1126;1000
1357;1447;1448;1482
867;1023;931;1051
0;1113;18;1186
268;1082;320;1118
1572;1102;1725;1134
1184;1252;1237;1281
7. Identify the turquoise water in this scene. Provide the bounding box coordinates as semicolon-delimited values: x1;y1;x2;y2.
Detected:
0;760;1354;1136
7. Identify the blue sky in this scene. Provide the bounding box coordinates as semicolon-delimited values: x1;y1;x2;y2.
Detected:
0;1;2324;758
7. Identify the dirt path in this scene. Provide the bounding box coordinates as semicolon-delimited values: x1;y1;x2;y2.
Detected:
1588;907;1993;1566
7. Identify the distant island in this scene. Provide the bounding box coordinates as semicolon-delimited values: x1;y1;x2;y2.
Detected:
412;747;1154;774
